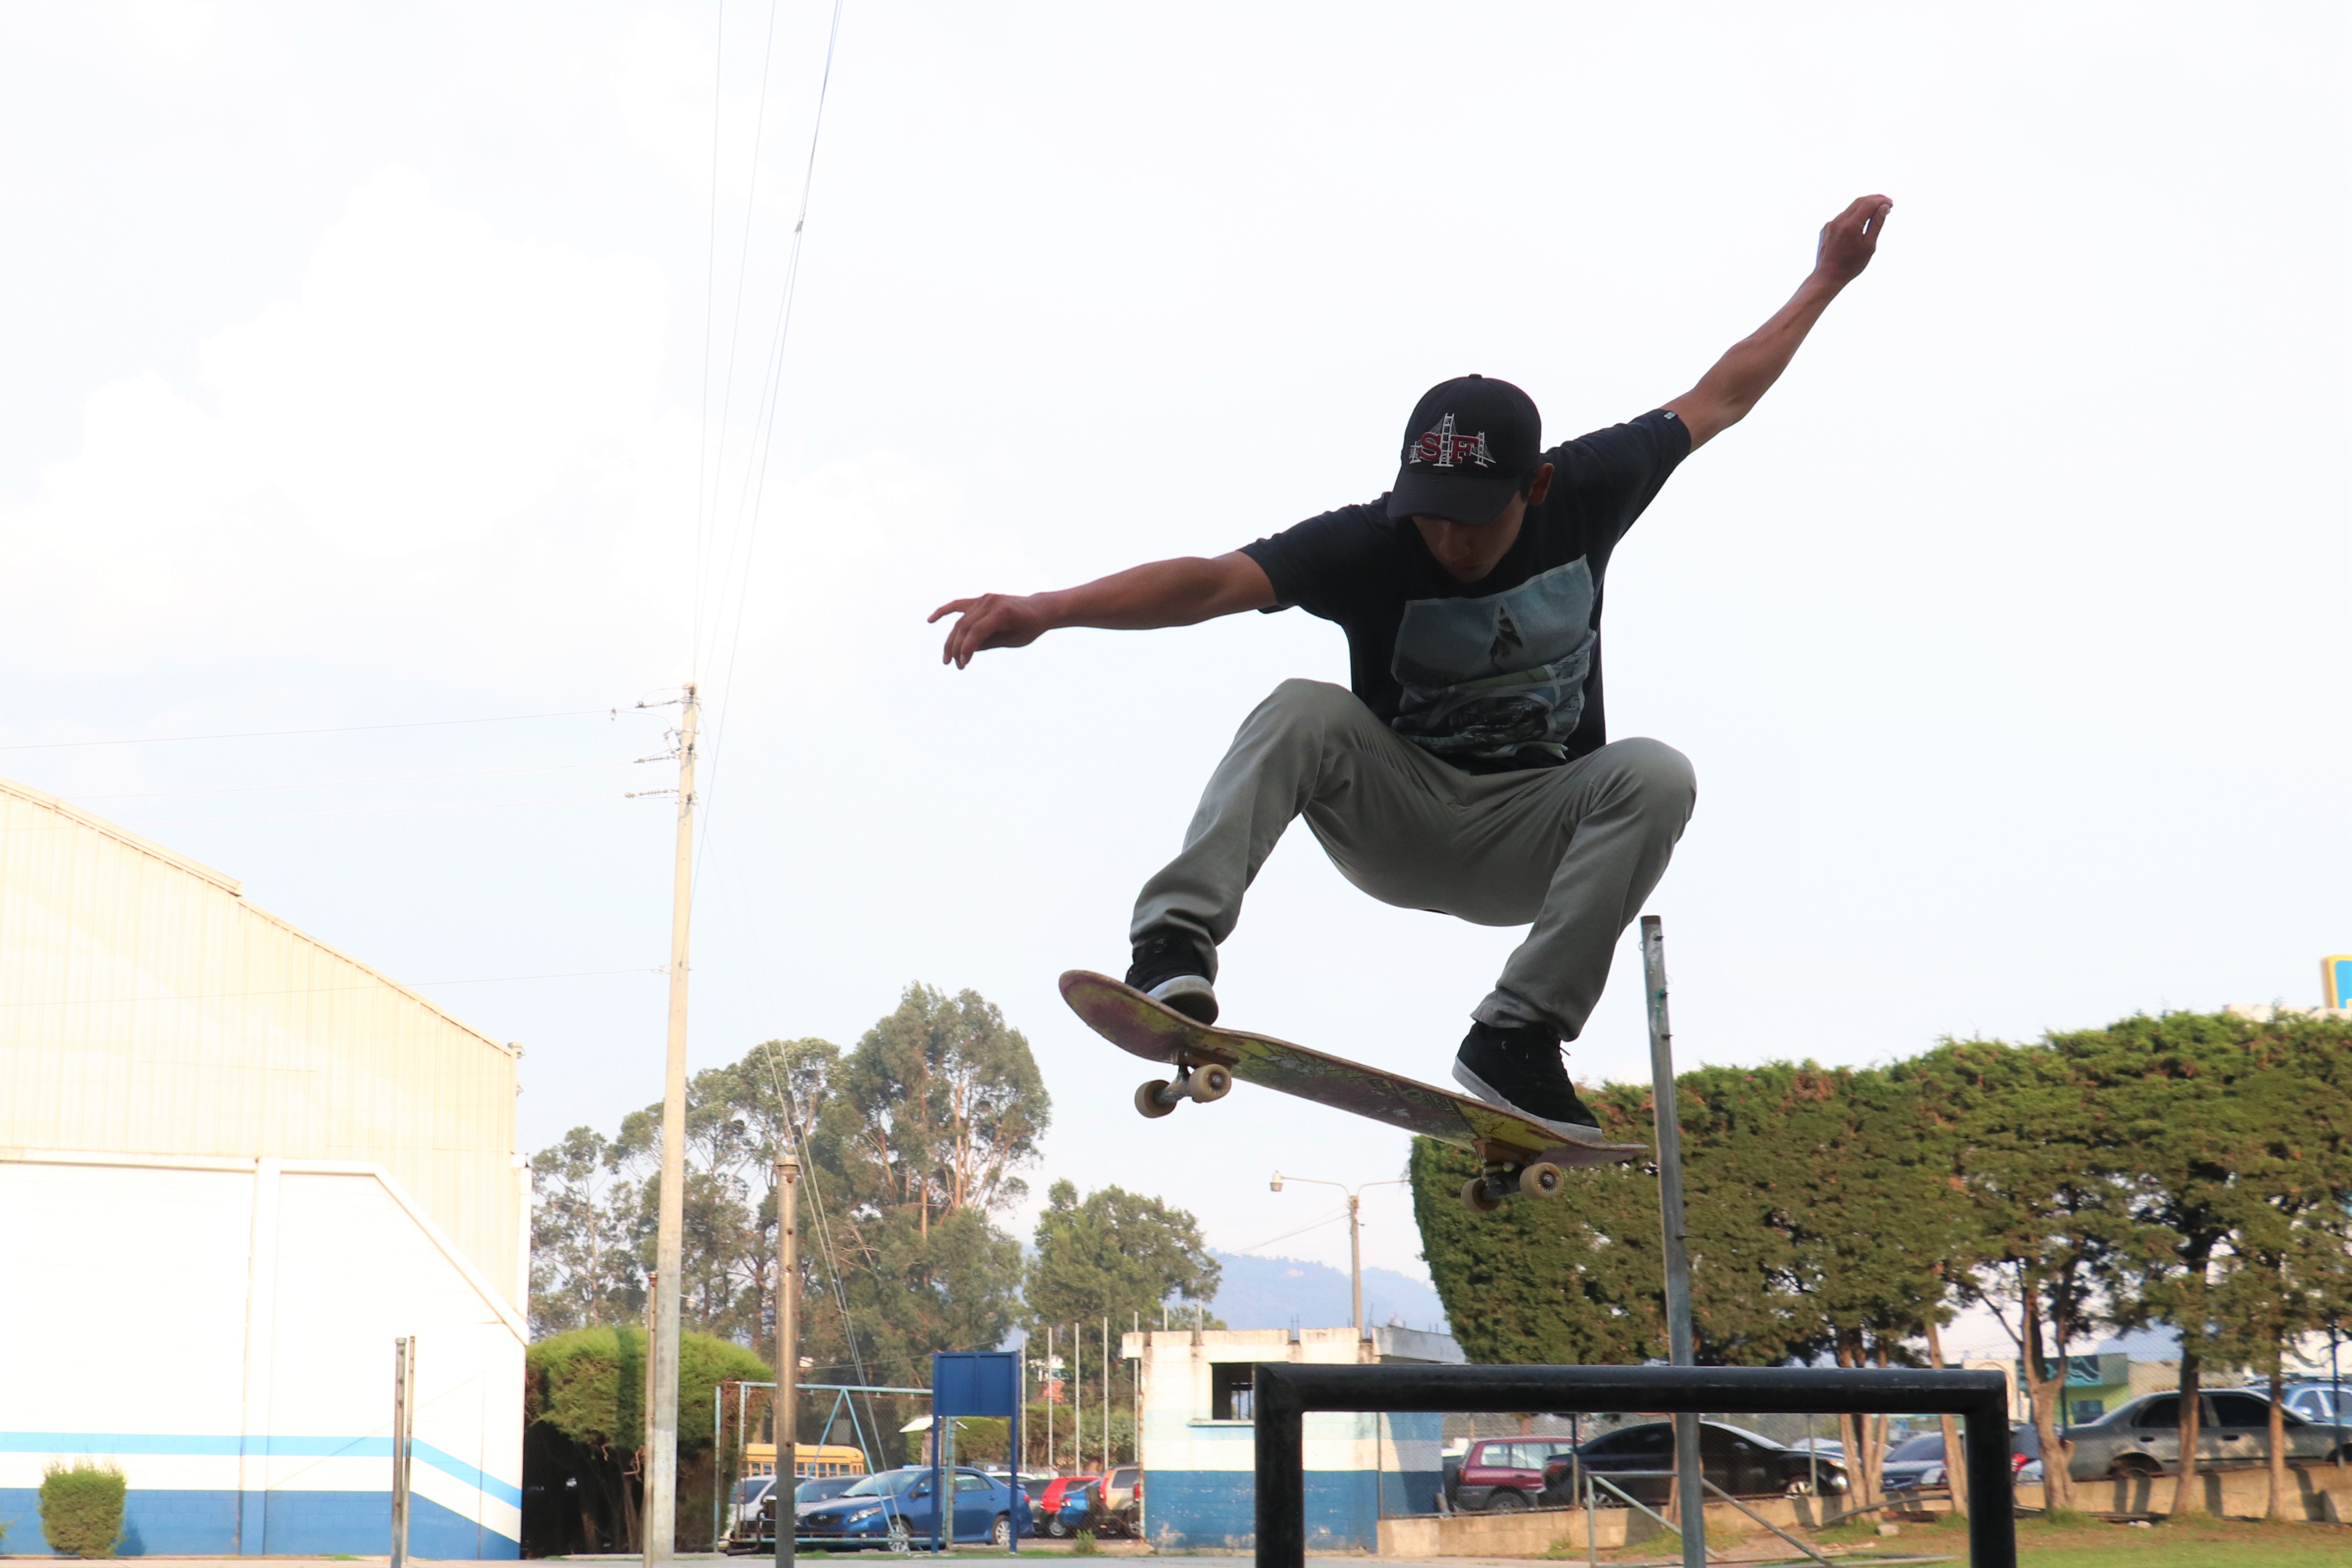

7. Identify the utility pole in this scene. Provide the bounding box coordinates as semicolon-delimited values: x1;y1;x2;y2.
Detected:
1641;916;1705;1568
1268;1174;1405;1342
646;683;700;1565
774;1153;800;1568
390;1337;415;1568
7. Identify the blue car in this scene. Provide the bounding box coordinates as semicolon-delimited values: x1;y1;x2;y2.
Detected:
795;1465;1032;1551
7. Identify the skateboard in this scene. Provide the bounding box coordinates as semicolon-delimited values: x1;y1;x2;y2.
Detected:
1058;970;1646;1212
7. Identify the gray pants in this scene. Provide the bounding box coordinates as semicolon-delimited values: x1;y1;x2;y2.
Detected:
1131;679;1696;1040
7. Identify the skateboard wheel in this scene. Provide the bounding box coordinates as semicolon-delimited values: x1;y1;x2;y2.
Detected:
1459;1176;1506;1214
1190;1065;1233;1102
1518;1162;1563;1198
1135;1080;1179;1119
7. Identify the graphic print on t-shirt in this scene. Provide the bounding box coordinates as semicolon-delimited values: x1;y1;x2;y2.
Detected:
1390;557;1595;763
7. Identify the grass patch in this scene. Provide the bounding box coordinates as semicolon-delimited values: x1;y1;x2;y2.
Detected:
2002;1512;2346;1566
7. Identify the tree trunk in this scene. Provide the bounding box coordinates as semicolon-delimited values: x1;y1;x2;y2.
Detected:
2266;1363;2291;1521
2018;1276;2072;1510
1926;1318;1968;1518
1835;1331;1873;1514
1869;1338;1893;1507
2169;1349;2205;1517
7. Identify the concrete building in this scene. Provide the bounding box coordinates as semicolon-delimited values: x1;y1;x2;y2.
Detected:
1127;1325;1462;1551
0;777;528;1556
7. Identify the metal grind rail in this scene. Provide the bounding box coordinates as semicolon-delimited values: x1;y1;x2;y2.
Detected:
1249;1362;2016;1568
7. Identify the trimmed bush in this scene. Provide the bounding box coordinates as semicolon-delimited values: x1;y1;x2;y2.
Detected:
39;1461;126;1558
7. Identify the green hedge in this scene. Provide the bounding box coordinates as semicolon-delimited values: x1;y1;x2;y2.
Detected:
526;1325;771;1452
40;1462;126;1558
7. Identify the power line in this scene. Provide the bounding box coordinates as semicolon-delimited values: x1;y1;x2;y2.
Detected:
692;0;851;898
0;794;652;831
1231;1207;1351;1257
694;0;786;683
0;708;635;752
69;759;649;801
689;0;728;675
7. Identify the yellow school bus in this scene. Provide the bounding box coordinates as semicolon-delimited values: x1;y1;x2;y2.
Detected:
744;1442;867;1480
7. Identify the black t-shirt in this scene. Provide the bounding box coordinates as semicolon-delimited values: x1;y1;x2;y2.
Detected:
1241;408;1689;774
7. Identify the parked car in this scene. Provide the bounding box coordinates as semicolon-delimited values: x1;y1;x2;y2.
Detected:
1036;1476;1100;1537
1543;1421;1848;1505
1879;1427;2039;1493
736;1474;865;1551
2062;1391;2352;1480
1096;1464;1143;1536
725;1475;775;1547
1453;1436;1578;1511
2271;1381;2352;1428
793;1465;1031;1550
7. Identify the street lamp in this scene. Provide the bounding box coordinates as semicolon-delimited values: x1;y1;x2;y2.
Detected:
1268;1172;1407;1340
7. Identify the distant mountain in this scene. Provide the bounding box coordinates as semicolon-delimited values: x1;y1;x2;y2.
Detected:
1202;1252;1450;1336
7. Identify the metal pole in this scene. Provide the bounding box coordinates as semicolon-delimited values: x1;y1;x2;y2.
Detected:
1010;1341;1024;1557
1103;1316;1111;1474
1349;1194;1364;1341
775;1153;800;1568
1046;1326;1055;1473
390;1337;414;1568
1253;1370;1305;1568
1640;916;1705;1568
647;683;700;1566
2331;1322;2344;1471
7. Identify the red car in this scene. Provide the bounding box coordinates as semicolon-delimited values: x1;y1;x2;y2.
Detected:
1036;1475;1100;1537
1451;1437;1575;1512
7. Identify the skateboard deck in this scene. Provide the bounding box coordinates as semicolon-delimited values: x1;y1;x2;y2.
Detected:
1058;970;1646;1209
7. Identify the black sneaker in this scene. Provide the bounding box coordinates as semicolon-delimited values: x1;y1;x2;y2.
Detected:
1126;931;1218;1025
1452;1020;1605;1144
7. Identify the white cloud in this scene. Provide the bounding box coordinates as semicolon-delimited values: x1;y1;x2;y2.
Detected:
0;164;1016;711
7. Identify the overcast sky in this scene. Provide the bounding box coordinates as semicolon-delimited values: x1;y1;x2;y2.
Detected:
2;1;2344;1289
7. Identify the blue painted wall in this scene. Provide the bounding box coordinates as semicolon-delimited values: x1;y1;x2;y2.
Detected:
0;1487;516;1558
1148;1468;1446;1551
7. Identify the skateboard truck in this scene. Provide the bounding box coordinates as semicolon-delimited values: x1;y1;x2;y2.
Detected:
1459;1140;1565;1213
1133;1059;1234;1119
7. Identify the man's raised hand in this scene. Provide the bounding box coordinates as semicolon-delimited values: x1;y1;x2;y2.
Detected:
1816;194;1893;285
930;593;1049;668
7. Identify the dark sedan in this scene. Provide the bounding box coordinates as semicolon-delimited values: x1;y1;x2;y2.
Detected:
1543;1421;1849;1505
1879;1427;2039;1494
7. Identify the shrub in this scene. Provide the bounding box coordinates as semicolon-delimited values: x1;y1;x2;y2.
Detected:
39;1462;126;1558
1072;1528;1099;1556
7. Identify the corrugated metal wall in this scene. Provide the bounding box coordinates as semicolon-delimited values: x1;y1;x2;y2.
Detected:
0;776;521;1306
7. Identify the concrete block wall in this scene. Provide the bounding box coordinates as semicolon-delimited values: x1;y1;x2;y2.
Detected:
0;1152;525;1556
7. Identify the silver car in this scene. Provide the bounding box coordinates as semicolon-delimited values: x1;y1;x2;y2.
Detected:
2063;1389;2351;1479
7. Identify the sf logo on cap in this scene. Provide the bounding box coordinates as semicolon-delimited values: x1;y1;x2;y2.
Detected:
1408;413;1494;470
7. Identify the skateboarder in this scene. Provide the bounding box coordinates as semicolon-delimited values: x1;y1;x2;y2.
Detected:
933;196;1893;1142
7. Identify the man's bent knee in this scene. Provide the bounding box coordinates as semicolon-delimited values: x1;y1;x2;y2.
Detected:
1596;737;1697;822
1249;678;1375;737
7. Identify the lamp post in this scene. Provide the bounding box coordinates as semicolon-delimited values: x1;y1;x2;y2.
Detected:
1267;1173;1407;1340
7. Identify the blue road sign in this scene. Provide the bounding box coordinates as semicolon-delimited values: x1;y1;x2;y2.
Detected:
931;1351;1024;1554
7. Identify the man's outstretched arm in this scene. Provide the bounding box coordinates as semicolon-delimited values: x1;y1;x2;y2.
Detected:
1665;193;1893;451
931;551;1277;668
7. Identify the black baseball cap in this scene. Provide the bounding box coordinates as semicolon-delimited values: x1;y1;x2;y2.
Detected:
1385;374;1543;525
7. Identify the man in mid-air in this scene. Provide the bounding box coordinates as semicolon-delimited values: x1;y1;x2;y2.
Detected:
933;195;1893;1142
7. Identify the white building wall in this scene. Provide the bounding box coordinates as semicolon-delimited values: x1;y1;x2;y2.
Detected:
0;1152;526;1556
0;776;523;1302
0;778;529;1557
